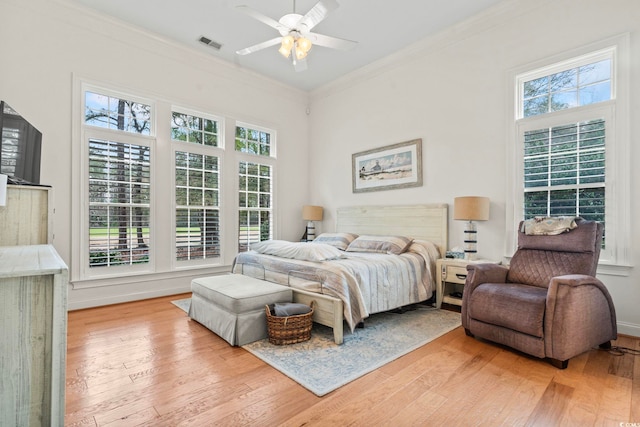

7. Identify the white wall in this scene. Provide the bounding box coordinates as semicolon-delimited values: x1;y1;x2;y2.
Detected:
308;0;640;337
0;0;311;308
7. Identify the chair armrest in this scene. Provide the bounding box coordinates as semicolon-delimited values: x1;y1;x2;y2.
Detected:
465;263;509;290
461;263;509;326
544;274;618;360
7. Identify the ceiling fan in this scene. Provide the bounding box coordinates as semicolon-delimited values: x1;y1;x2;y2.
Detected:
235;0;357;72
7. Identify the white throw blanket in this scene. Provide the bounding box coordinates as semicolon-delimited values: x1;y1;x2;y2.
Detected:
521;216;580;235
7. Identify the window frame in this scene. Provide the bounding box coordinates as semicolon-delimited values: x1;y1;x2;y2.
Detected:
78;84;157;280
516;48;616;120
170;106;226;270
235;121;277;252
170;107;225;269
71;80;281;286
170;107;223;149
506;34;631;274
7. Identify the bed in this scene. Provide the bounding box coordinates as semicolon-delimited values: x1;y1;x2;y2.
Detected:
232;204;448;344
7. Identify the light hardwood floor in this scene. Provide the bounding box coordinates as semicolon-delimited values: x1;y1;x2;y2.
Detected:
65;294;640;426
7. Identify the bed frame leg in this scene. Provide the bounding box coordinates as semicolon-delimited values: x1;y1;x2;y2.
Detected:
333;324;343;345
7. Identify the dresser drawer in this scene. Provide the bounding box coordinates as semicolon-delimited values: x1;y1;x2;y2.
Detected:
443;265;468;284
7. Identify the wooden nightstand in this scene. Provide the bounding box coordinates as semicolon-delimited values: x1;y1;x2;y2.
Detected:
435;258;498;309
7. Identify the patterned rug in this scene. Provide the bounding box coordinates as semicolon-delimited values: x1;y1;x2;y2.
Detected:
171;298;461;396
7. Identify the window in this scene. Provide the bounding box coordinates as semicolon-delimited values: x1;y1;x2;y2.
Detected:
172;110;222;264
85;91;151;135
523;119;605;224
174;152;220;261
75;81;280;283
235;125;271;156
519;55;611;231
522;59;611;117
236;124;274;252
88;139;151;267
84;91;153;273
509;36;631;268
171;111;219;147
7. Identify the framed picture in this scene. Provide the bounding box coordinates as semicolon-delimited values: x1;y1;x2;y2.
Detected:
352;138;422;193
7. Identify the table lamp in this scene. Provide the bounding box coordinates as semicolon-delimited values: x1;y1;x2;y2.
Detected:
302;205;323;241
453;196;490;260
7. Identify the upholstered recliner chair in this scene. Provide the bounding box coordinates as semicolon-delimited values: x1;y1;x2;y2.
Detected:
461;219;617;369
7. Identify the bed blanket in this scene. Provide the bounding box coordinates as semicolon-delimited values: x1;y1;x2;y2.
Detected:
232;240;440;331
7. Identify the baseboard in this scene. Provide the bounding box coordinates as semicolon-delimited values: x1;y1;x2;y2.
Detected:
617;321;640;338
67;285;191;311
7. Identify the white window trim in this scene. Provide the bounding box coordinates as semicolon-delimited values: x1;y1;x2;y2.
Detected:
235;122;277;249
77;84;157;281
235;120;278;159
171;105;225;150
170;105;226;271
505;34;631;275
170;141;226;271
71;78;281;287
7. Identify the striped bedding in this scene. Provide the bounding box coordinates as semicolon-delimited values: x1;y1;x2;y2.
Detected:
232;239;440;332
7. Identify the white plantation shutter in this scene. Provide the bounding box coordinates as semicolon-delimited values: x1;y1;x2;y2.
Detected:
174;151;220;261
88;138;151;267
523;119;605;223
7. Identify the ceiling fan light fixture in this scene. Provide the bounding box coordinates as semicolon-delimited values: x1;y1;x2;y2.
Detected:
279;34;295;58
297;36;312;53
294;36;312;60
282;35;294;49
295;43;308;60
279;44;291;58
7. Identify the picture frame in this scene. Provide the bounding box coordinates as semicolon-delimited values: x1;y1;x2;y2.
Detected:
352;138;422;193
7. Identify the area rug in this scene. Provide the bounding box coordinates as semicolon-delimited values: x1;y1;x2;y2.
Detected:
172;298;191;313
171;298;461;396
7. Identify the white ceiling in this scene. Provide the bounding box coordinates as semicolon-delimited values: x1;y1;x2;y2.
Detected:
66;0;504;92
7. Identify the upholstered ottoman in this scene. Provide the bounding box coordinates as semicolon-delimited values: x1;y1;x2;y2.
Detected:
188;274;292;346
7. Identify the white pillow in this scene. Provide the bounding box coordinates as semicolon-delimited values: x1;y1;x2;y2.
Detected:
250;240;345;262
312;232;359;250
345;235;413;255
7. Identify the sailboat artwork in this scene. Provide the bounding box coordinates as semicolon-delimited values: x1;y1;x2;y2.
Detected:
352;138;423;193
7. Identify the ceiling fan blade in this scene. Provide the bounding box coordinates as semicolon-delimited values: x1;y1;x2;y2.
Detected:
236;5;288;32
307;32;357;50
299;0;339;32
293;57;308;72
236;37;282;55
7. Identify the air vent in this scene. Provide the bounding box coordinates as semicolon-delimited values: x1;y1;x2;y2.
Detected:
199;36;222;50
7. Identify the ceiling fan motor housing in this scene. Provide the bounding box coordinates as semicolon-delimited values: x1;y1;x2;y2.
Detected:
279;13;307;35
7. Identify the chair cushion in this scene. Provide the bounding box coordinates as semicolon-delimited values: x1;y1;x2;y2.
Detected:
468;282;548;338
507;250;597;288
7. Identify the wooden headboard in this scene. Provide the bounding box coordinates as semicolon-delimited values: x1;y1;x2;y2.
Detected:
336;204;448;257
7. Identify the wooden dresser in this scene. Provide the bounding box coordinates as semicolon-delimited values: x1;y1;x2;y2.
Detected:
0;185;67;426
0;245;68;427
0;185;51;246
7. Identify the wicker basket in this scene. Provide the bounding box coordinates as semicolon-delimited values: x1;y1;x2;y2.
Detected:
265;301;315;345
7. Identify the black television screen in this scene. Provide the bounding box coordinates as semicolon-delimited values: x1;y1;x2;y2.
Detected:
0;101;42;185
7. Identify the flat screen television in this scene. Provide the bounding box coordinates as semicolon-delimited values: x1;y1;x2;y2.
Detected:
0;101;42;185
